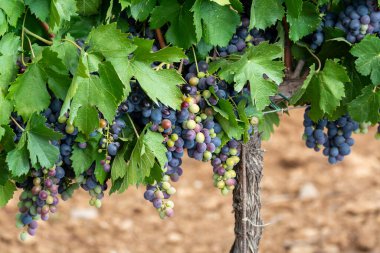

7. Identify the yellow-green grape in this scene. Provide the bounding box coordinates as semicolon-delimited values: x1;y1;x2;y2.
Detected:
227;185;235;191
250;116;259;125
197;72;206;78
203;90;211;99
162;182;171;190
229;148;238;156
189;104;200;114
200;113;207;120
65;124;75;134
159;211;166;219
162;175;170;182
95;199;102;208
189;77;199;86
58;115;67;124
167;139;175;148
19;232;28;241
196;132;205;143
155;190;165;199
226;158;235;167
186;120;196;130
203;151;212;160
171;133;179;141
217;180;225;189
166;200;175;208
195;116;202;123
221;187;229;196
94;186;102;194
167;187;176;195
89;198;96;206
232;156;240;164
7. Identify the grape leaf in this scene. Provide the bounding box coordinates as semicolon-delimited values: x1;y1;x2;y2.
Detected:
0;11;7;36
143;130;167;168
0;94;12;126
119;0;131;10
130;0;156;21
50;0;78;31
0;0;24;27
300;60;349;120
287;2;321;41
6;134;30;177
0;180;16;208
163;0;197;49
258;111;280;140
111;144;129;181
118;128;156;192
210;0;230;5
51;35;79;74
350;35;380;85
26;114;63;168
218;42;284;111
285;0;303;17
192;0;240;46
62;56;124;134
75;105;99;135
77;0;102;16
250;0;284;30
0;33;20;92
71;136;101;176
348;86;380;124
215;114;244;139
131;62;183;110
25;0;50;21
0;153;9;185
0;125;15;152
150;0;180;28
133;38;187;63
8;48;69;119
290;64;316;105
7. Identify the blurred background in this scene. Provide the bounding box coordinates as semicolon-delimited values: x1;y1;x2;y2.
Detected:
0;110;379;253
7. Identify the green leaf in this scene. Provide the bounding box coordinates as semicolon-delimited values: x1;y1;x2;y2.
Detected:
75;105;99;135
26;114;63;168
8;48;69;119
143;130;167;168
8;64;49;120
62;57;124;134
77;0;102;16
258;112;280;140
131;62;183;110
250;0;284;30
119;0;131;10
0;180;16;208
285;0;303;17
218;42;284;111
87;23;137;58
25;0;50;21
192;0;240;46
290;64;316;105
150;0;180;28
133;38;187;63
215;114;244;139
0;33;19;92
6;135;30;177
287;2;320;42
130;0;156;21
111;144;129;181
0;94;12;126
210;0;230;5
51;35;79;74
71;136;100;176
0;125;15;152
0;11;7;36
50;0;77;31
0;153;9;185
350;35;380;85
0;0;24;27
305;60;349;120
348;86;380;124
118;128;156;192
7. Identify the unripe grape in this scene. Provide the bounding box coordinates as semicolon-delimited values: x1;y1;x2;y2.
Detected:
155;190;165;199
186;120;196;130
65;124;75;134
189;104;200;113
167;187;176;195
58;115;67;124
171;134;179;141
189;77;199;86
167;139;175;148
203;151;212;160
229;148;238;156
95;199;102;208
196;132;205;143
20;232;28;241
197;72;206;78
203;90;211;99
166;200;175;208
162;182;171;190
250;117;259;125
217;180;225;189
221;187;229;196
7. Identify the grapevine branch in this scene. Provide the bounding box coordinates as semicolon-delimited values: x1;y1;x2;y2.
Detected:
155;28;166;49
282;17;292;74
10;117;25;132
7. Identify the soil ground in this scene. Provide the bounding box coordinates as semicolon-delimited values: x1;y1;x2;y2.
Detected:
0;110;379;253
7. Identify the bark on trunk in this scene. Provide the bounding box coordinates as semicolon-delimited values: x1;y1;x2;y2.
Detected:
230;133;264;253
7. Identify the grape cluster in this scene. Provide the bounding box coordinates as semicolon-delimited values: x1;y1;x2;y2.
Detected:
217;17;272;56
303;107;359;164
211;140;240;195
76;164;107;208
335;0;380;43
16;166;63;240
311;12;336;49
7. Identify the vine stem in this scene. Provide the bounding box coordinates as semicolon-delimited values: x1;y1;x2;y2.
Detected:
61;39;82;50
155;28;166;49
263;105;309;115
296;42;322;72
127;114;140;138
191;46;200;73
26;35;35;58
23;28;53;45
11;117;25;132
21;9;28;66
282;17;292;73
